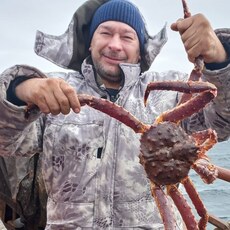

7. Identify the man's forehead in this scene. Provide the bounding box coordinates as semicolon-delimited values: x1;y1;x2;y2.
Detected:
97;21;137;34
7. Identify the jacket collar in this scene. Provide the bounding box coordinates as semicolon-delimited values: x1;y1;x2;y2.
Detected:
81;57;142;91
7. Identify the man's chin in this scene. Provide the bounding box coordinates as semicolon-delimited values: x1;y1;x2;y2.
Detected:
104;66;121;76
99;69;121;83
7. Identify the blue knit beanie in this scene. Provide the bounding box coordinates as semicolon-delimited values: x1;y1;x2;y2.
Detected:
89;0;146;53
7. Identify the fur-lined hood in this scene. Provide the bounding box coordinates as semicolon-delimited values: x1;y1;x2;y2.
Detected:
34;0;168;73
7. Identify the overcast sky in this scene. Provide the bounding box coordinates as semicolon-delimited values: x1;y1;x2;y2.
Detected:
0;0;229;74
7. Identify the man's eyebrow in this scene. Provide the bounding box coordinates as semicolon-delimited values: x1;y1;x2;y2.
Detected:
98;24;136;34
98;25;111;31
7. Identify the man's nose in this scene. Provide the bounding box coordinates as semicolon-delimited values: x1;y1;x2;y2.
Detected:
108;34;122;51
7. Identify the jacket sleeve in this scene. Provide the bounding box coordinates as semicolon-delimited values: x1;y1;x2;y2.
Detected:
183;28;230;142
0;65;46;156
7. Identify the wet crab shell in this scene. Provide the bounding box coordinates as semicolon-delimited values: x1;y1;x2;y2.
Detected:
140;121;199;185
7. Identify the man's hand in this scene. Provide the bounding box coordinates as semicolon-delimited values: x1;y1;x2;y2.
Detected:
15;78;81;115
171;13;227;64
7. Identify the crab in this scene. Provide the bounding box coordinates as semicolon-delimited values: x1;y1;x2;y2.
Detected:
75;79;217;230
25;79;229;229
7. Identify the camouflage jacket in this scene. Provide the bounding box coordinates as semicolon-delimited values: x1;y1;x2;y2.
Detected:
1;51;230;229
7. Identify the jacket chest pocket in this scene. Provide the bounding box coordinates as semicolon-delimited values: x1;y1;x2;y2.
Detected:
43;111;104;202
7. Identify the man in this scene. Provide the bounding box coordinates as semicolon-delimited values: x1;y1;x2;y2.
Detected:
0;0;230;229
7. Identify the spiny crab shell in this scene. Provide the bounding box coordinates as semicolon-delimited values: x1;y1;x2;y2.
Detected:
140;121;199;185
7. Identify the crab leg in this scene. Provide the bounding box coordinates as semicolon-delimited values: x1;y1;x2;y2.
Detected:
215;166;230;182
144;80;216;105
194;157;230;183
179;0;205;104
144;81;217;123
178;60;204;105
150;183;177;229
182;0;191;18
182;0;203;74
167;183;199;230
78;94;149;133
157;92;214;122
182;177;208;230
25;95;148;133
192;129;230;183
191;129;217;152
192;129;218;184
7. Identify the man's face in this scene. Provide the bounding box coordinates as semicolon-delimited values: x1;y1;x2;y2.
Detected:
90;21;141;88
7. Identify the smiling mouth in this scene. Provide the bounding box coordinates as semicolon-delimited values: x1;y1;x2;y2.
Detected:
103;55;125;64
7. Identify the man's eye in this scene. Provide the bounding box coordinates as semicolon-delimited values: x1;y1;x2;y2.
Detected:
123;36;134;40
101;32;111;35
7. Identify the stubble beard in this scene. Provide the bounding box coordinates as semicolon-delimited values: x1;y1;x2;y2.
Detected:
93;60;122;84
